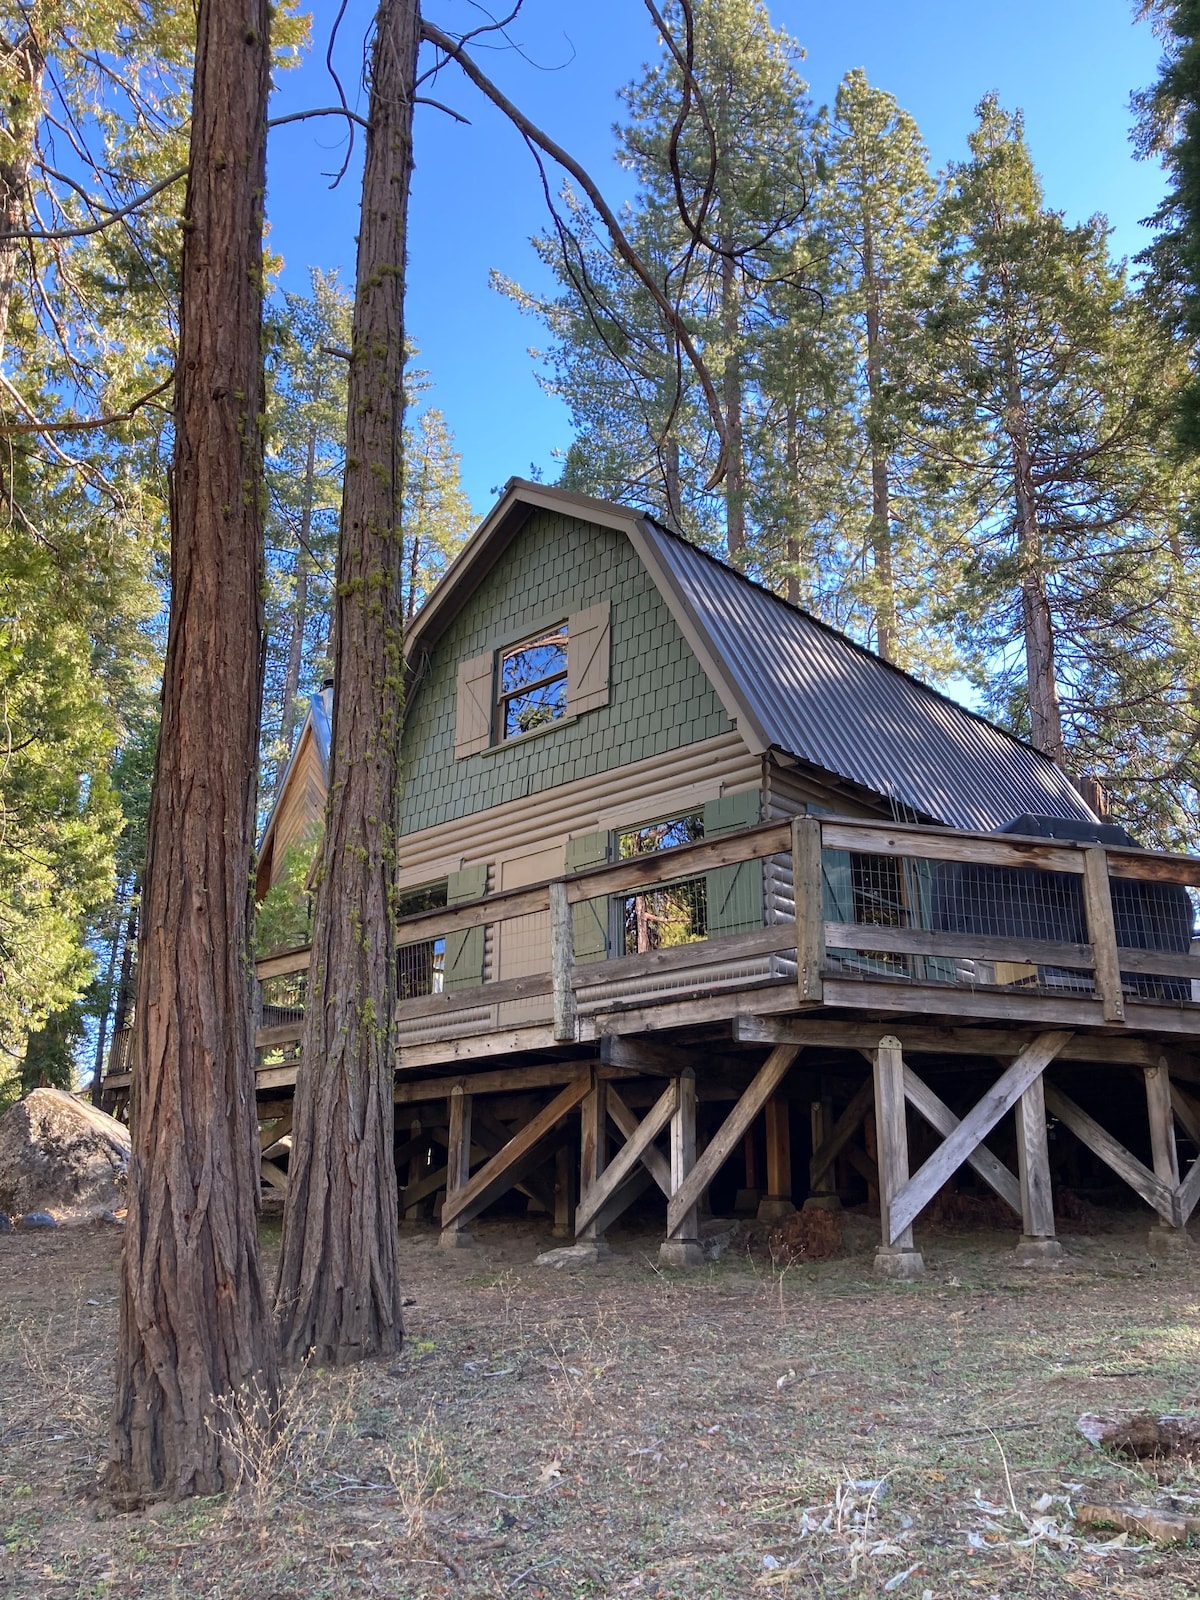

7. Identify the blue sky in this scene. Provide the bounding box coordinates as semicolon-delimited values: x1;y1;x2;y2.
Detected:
265;0;1168;512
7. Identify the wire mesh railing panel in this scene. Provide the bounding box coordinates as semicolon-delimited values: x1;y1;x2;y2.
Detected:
398;939;445;1000
620;876;707;956
259;970;307;1028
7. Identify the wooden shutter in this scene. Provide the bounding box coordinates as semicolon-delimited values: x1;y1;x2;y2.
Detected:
565;831;610;965
454;651;493;758
704;791;763;938
444;862;488;991
566;603;611;717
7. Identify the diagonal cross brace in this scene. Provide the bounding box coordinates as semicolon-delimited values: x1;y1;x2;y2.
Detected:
667;1045;799;1236
441;1073;590;1228
901;1066;1022;1217
1044;1083;1179;1226
574;1079;678;1235
887;1030;1072;1243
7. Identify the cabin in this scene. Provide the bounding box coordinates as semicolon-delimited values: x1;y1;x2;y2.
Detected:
255;682;331;902
108;479;1200;1271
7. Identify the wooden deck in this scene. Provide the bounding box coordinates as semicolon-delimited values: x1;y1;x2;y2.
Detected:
104;814;1200;1267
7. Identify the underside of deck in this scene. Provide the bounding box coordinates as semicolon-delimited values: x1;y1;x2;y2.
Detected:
104;813;1200;1266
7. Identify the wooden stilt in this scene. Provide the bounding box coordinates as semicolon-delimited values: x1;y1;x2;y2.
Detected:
1146;1060;1190;1256
1013;1074;1062;1263
554;1142;573;1238
441;1087;474;1249
735;1128;761;1213
661;1068;703;1267
809;1078;873;1208
403;1116;429;1221
758;1095;795;1221
873;1036;924;1278
576;1074;608;1242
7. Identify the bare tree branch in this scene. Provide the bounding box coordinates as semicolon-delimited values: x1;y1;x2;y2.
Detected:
420;15;728;485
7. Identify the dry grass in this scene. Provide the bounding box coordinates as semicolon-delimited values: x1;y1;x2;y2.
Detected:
2;1209;1200;1597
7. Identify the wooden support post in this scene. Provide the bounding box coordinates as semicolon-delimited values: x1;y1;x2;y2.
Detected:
873;1036;924;1278
576;1074;608;1243
1013;1074;1062;1263
1082;846;1126;1024
758;1096;795;1221
660;1068;703;1267
549;878;577;1043
808;1078;874;1207
441;1087;474;1249
735;1127;761;1214
404;1117;430;1221
1145;1060;1189;1256
554;1142;573;1238
792;815;824;1004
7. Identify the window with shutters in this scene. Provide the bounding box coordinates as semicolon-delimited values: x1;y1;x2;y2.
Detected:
616;812;707;955
496;623;568;740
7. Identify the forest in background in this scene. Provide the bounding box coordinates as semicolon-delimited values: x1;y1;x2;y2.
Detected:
2;0;1199;1106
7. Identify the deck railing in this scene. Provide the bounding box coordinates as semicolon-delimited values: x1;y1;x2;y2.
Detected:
244;814;1200;1067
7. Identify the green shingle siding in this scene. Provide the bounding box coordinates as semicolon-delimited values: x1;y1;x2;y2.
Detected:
400;510;731;837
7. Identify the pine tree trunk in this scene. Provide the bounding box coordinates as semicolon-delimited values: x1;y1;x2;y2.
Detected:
663;435;682;531
861;212;898;663
720;247;746;563
0;26;43;361
1007;380;1066;766
274;0;418;1367
107;0;277;1501
276;425;317;780
785;403;803;606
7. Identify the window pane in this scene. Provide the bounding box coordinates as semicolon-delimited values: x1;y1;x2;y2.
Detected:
500;626;567;694
504;676;567;738
618;813;703;858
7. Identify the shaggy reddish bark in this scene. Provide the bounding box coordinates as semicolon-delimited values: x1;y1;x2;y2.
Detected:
107;0;277;1500
274;0;418;1366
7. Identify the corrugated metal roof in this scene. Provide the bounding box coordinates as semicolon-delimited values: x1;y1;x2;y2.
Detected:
640;521;1095;833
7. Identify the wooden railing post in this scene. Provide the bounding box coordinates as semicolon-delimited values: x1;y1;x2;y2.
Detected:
548;878;577;1042
1082;846;1125;1024
873;1036;924;1278
792;815;824;1004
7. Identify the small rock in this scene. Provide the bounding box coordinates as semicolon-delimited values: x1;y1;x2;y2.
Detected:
20;1211;57;1229
534;1241;611;1270
761;1554;780;1570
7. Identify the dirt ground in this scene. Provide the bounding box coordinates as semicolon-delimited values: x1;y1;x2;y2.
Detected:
2;1209;1200;1599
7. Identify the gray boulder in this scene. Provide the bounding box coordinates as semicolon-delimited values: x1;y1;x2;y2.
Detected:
0;1088;129;1225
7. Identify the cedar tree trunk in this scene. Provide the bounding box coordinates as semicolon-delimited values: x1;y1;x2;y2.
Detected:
274;0;418;1366
107;0;277;1501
